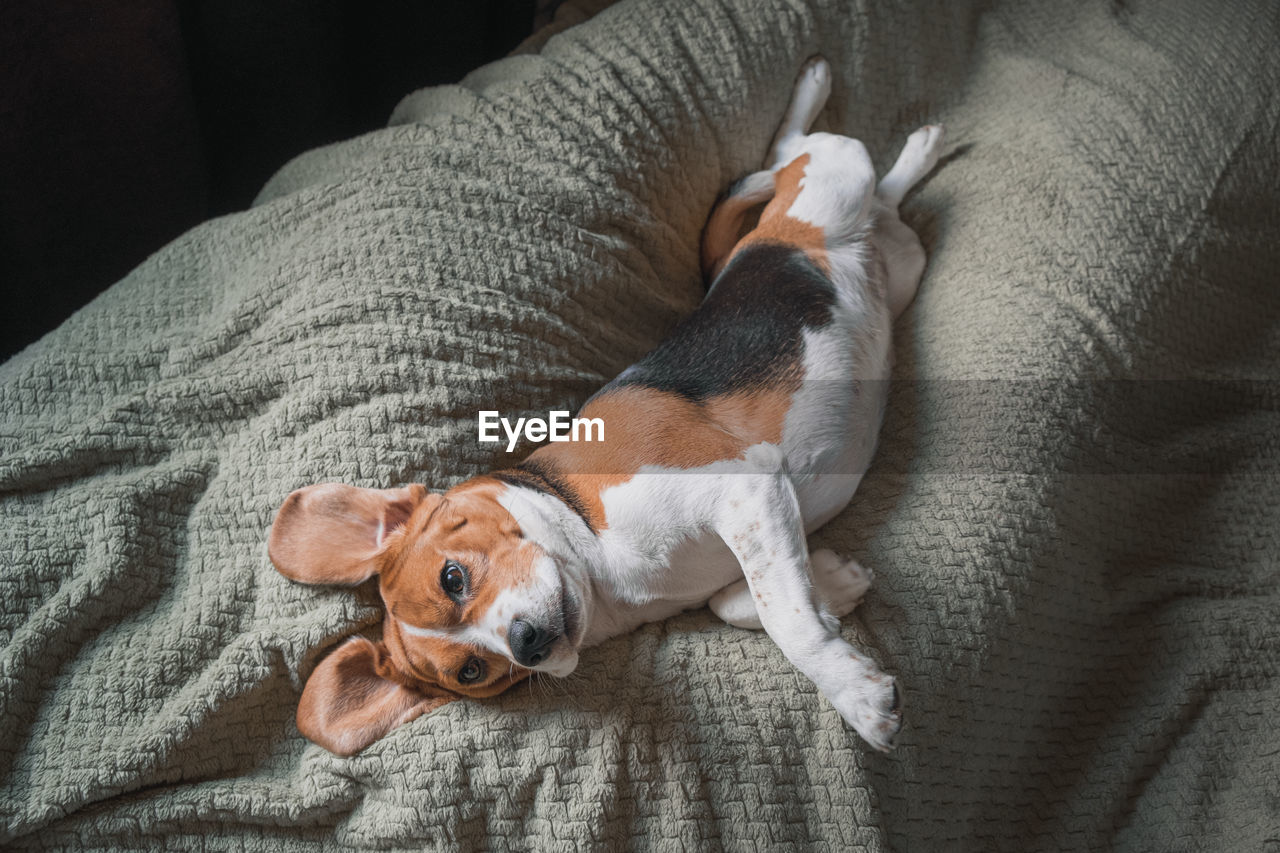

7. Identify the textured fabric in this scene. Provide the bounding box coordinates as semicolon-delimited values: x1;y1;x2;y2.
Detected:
3;0;1278;849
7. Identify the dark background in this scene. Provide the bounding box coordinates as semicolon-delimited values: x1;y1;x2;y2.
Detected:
0;0;539;361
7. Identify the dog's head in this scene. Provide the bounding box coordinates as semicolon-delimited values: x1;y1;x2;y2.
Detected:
268;479;583;754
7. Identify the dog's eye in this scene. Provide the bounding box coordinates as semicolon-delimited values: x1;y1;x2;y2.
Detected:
457;658;485;685
441;561;467;597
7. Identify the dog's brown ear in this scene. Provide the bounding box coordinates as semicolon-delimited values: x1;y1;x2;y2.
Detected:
297;636;457;755
268;483;435;585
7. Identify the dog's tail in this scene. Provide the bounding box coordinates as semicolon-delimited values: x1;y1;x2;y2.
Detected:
699;169;776;284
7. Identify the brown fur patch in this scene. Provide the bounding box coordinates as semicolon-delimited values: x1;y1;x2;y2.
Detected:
523;385;794;530
730;154;829;272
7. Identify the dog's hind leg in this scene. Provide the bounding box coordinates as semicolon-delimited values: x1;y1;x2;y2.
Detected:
876;124;944;208
766;56;832;170
700;170;776;281
708;577;765;629
872;125;945;318
701;57;835;282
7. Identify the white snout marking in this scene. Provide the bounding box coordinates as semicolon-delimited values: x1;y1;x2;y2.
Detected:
396;573;566;668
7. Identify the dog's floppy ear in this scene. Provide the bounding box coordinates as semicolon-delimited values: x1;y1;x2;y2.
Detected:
297;636;457;755
268;483;436;585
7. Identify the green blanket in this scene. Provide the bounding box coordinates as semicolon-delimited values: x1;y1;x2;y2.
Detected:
3;0;1278;848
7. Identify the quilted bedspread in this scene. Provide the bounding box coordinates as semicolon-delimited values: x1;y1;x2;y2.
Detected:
2;0;1278;848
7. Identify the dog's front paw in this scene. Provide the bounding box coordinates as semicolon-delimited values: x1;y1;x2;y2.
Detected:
810;549;873;618
830;674;902;753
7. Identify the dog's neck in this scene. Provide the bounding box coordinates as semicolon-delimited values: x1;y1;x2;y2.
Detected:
489;477;609;640
493;474;671;648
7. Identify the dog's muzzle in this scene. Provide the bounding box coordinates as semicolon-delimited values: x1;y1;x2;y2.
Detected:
508;619;560;667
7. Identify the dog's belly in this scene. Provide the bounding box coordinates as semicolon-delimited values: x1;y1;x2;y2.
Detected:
783;301;894;534
664;531;748;600
583;530;743;642
790;380;890;532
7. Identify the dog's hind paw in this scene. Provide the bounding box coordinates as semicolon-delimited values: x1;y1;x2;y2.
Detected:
900;124;946;178
810;549;873;618
796;55;832;102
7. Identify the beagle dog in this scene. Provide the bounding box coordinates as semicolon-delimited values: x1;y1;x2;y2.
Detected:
268;57;945;756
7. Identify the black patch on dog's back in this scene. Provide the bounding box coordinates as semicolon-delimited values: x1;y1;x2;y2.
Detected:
607;242;833;400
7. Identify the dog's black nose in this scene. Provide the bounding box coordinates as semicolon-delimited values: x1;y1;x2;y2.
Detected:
509;619;558;667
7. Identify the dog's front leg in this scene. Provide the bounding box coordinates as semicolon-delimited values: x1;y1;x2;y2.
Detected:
712;456;902;752
709;549;873;631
